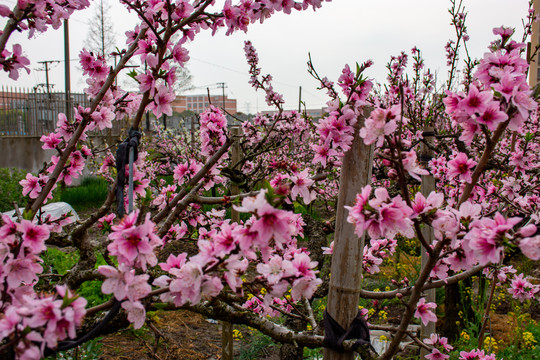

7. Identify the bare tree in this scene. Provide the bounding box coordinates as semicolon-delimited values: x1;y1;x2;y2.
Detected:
175;66;194;94
85;0;116;59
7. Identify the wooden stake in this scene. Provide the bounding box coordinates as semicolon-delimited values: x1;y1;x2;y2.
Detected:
221;126;241;360
324;112;373;360
419;126;436;358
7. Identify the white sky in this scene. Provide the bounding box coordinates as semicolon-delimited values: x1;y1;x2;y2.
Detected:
0;0;531;113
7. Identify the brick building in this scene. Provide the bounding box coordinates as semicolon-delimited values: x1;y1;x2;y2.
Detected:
260;107;327;120
170;94;237;115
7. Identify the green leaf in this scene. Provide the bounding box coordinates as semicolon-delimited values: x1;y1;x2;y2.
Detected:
22;209;34;220
127;69;139;81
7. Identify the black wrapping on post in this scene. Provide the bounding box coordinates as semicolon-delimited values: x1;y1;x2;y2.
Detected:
323;310;371;353
43;300;122;356
115;128;142;217
418;153;434;163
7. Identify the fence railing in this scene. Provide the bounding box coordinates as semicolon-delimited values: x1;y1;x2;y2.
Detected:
0;87;123;137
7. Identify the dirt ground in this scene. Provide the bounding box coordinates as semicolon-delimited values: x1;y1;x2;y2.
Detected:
98;309;280;360
99;310;223;360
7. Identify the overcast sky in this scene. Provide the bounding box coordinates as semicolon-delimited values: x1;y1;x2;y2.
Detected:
0;0;531;113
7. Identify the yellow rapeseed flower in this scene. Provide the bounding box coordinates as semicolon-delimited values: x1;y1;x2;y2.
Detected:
233;329;243;340
484;336;498;351
523;331;537;349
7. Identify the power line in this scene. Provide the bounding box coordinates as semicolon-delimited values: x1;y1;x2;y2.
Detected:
190;56;304;90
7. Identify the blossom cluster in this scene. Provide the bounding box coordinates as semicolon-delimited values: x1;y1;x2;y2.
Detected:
0;0;90;79
443;27;534;145
0;215;85;359
150;191;322;313
311;63;373;168
199;105;228;157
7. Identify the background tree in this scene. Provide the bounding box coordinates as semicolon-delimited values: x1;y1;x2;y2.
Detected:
85;0;117;60
175;66;194;94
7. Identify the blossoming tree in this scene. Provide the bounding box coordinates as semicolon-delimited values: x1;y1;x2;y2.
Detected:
0;0;539;360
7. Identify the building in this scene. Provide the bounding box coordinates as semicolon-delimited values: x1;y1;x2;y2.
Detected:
260;107;328;120
170;94;237;115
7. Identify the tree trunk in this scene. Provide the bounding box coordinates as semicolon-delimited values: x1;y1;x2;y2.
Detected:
443;283;460;342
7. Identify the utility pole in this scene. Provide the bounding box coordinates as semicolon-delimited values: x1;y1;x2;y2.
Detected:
217;82;226;110
37;60;59;96
64;19;71;120
298;86;302;113
529;0;540;86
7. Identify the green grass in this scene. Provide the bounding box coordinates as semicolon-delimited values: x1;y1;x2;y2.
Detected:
0;167;28;212
39;248;112;307
58;177;109;211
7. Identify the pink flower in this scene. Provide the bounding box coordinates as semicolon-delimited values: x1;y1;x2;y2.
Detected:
411;191;444;216
6;44;30;80
507;273;535;301
476;102;508;131
235;191;293;248
122;301;146;329
108;211;161;270
359;106;399;147
4;255;43;289
447;152;477;183
311;143;338;167
322;241;334;255
20;173;41;198
150;84;175;118
169;262;204;306
459;349;487;359
402;150;429;181
414;297;437;326
424;334;453;351
257;256;293;284
97;213;116;230
212;222;240;258
425;348;449;360
493;26;514;38
0;306;21;339
91;106;115;130
0;214;19;245
290;252;318;279
464;213;521;266
159;253;188;272
458;84;492;115
290;169;315;204
40;132;62;150
99;264;151;302
290;277;322;301
136;71;156;95
519;235;540;260
172;43;190;65
18;220;49;254
364;188;414;240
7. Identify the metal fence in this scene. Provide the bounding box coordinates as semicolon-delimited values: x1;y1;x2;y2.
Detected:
0;87;123;137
